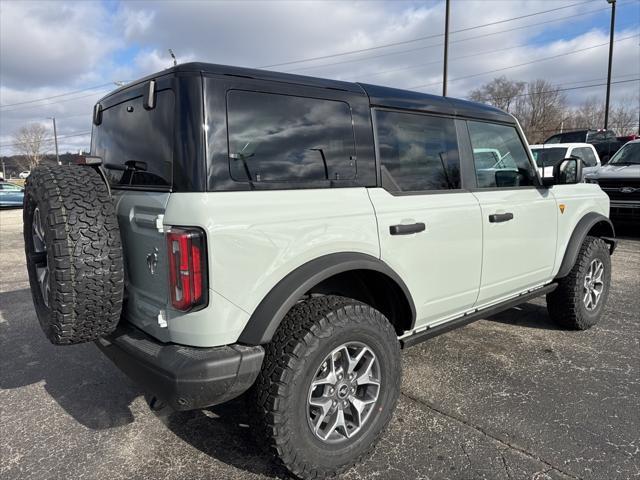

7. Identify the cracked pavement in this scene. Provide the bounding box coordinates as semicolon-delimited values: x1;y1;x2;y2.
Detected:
1;208;639;480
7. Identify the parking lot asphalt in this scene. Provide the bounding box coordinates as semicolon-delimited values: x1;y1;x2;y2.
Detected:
1;207;638;480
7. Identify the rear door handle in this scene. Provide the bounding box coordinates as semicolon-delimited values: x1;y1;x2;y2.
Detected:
489;212;514;223
389;222;426;235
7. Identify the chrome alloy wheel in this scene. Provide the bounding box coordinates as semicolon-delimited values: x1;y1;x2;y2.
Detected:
31;207;50;307
583;258;604;311
307;342;380;443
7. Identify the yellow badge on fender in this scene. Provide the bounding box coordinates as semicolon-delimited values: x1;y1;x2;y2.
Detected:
559;204;566;214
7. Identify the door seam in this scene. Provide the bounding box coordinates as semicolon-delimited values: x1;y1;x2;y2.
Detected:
365;188;382;259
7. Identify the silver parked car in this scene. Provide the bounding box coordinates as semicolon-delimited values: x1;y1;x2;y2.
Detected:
0;181;24;208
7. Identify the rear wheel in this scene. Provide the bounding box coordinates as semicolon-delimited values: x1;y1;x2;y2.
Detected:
547;236;611;330
23;165;124;344
252;296;401;479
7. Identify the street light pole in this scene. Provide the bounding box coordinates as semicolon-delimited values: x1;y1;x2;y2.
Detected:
604;0;616;130
442;0;451;97
49;117;60;165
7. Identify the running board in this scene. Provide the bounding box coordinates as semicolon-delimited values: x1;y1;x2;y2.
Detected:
400;283;558;349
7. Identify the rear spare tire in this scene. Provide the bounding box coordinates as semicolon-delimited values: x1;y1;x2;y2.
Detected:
23;165;124;344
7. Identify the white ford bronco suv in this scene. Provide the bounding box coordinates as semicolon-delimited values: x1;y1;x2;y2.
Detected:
23;63;616;479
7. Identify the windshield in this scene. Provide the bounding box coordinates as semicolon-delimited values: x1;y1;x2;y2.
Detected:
530;147;568;167
608;142;640;165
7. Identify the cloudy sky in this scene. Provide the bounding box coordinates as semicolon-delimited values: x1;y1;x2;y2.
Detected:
0;0;638;155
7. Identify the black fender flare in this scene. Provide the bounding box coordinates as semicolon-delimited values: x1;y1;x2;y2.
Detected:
555;212;616;279
237;252;416;345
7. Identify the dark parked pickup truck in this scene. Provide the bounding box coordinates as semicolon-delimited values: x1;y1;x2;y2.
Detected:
585;140;640;224
544;129;624;164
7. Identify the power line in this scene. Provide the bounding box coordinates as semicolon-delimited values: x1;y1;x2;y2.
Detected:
339;19;639;82
0;1;633;113
259;0;596;69
408;34;639;90
0;131;91;149
0;83;114;108
0;89;113;113
550;72;639;88
489;78;640;101
341;42;531;81
284;1;635;74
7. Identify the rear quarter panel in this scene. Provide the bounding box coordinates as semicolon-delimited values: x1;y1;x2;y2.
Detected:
550;183;610;278
163;188;379;346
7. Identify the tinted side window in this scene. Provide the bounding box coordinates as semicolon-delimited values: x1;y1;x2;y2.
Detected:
572;147;598;167
468;121;537;188
92;90;174;189
375;110;460;192
561;131;587;143
226;91;356;183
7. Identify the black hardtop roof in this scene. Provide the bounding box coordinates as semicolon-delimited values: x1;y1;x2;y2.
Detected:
103;62;514;123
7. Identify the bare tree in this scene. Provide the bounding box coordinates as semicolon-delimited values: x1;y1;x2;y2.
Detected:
514;80;567;143
608;97;639;136
469;76;639;141
569;96;604;131
468;76;526;113
13;123;49;170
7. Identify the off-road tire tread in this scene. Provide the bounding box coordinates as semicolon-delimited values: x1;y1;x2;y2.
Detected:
23;165;124;344
547;236;610;330
252;295;400;479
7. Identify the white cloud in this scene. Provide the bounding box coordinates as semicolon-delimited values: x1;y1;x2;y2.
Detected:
1;0;638;154
120;6;155;39
0;1;120;88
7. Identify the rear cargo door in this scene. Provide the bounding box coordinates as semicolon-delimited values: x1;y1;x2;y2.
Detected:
91;87;175;341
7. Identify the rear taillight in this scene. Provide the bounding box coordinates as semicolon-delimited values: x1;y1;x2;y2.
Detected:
166;227;207;311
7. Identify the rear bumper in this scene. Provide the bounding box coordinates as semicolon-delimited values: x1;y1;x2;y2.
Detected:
96;323;264;411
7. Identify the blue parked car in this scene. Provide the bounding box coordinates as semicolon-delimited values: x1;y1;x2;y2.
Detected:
0;181;25;208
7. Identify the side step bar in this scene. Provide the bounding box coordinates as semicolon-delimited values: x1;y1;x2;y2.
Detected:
400;283;557;349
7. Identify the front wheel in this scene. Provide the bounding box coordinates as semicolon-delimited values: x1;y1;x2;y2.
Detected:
252;296;401;479
547;236;611;330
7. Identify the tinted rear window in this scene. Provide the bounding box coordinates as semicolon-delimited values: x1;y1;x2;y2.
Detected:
92;90;175;189
545;131;586;143
531;147;568;167
560;131;587;143
226;90;356;183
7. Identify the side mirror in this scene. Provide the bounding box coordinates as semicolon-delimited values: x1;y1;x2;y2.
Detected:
553;156;583;185
541;176;555;187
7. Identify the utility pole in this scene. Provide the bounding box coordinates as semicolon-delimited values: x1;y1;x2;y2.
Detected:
604;0;616;130
442;0;451;97
48;117;60;165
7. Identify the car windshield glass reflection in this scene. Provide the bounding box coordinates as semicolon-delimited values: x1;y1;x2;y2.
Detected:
608;143;640;165
92;90;174;188
227;91;356;183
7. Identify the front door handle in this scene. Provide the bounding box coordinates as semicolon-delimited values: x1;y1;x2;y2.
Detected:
489;212;514;223
389;222;426;235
